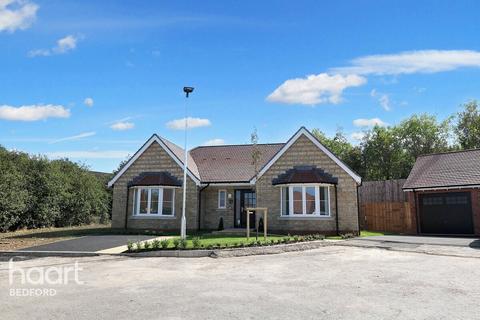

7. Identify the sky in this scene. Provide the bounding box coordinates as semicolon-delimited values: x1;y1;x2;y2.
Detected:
1;0;480;172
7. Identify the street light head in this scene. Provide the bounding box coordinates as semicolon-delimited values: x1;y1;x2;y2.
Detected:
183;86;194;97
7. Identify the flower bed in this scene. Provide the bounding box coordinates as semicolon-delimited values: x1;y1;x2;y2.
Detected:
126;234;326;253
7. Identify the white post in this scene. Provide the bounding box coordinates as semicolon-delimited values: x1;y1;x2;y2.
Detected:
180;96;189;239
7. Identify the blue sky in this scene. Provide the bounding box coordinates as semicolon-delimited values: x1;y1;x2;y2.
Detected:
1;0;480;172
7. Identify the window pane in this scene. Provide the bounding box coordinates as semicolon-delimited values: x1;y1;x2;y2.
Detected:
139;188;148;214
281;187;289;215
133;189;138;215
320;187;328;215
150;189;159;214
162;189;174;215
219;191;226;208
292;186;303;214
305;187;315;214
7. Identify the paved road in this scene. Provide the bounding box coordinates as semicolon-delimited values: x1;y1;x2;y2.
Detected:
359;235;480;247
21;235;158;252
2;245;480;319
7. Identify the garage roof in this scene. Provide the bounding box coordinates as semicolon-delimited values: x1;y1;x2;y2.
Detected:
403;149;480;190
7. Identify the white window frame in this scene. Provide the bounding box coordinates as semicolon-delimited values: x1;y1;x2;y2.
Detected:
279;184;331;217
132;186;176;216
218;189;227;209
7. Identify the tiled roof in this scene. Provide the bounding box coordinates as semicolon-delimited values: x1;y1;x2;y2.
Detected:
159;137;200;179
189;143;284;182
272;166;338;185
403;149;480;189
128;172;182;187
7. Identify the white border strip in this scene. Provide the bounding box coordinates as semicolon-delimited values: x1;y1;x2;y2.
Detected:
108;135;201;187
404;185;480;192
250;127;362;185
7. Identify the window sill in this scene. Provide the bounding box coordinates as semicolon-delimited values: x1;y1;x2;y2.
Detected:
130;215;176;220
278;215;333;221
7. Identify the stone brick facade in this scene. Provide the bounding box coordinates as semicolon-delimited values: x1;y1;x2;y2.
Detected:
111;142;199;231
111;133;360;235
256;135;359;234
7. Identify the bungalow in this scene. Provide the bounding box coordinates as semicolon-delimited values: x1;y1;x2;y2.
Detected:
108;127;361;234
403;149;480;236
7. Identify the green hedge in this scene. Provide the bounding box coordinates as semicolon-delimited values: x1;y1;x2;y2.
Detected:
0;146;111;232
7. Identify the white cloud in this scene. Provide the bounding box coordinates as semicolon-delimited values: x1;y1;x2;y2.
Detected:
203;138;225;146
45;150;130;159
110;121;135;131
370;89;391;111
353;118;387;127
267;73;366;105
166;117;211;130
84;97;94;107
0;104;70;121
350;132;366;141
0;0;38;33
50;131;96;144
332;50;480;75
29;34;79;57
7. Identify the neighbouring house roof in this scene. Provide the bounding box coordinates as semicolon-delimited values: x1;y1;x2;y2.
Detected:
128;172;182;187
272;166;338;185
403;149;480;190
189;143;284;183
107;127;362;187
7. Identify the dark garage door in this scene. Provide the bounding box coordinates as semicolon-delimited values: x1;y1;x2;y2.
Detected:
419;192;474;235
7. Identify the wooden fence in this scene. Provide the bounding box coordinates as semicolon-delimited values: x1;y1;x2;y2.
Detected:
358;179;415;234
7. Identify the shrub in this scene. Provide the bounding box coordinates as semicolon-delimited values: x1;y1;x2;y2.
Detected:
160;239;170;249
179;238;187;249
152;239;161;249
218;217;224;231
143;241;151;249
206;244;213;250
135;241;143;251
192;237;201;249
127;241;134;252
341;233;355;239
173;238;180;249
293;235;299;242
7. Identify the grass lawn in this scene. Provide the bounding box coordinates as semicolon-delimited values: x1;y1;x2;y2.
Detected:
360;230;388;237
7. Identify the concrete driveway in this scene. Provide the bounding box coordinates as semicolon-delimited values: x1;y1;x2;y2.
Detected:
358;235;480;248
20;235;162;253
1;245;480;319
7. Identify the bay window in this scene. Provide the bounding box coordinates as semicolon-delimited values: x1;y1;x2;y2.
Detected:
132;187;175;216
280;185;331;217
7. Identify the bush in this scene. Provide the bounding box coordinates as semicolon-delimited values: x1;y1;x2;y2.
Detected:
152;239;161;249
341;233;356;239
160;239;170;249
179;238;187;249
135;241;143;251
127;241;134;252
218;217;224;231
173;238;180;249
192;237;201;249
0;147;111;232
143;241;151;249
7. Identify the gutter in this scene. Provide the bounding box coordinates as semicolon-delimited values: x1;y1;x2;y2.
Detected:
197;183;210;230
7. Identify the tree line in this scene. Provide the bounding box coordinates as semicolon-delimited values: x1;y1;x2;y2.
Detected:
313;100;480;181
0;147;111;232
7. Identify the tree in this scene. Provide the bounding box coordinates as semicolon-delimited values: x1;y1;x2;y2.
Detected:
312;128;364;176
455;100;480;149
362;126;406;180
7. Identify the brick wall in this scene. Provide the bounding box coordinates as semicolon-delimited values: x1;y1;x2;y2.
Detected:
256;134;359;234
111;142;199;231
201;187;235;230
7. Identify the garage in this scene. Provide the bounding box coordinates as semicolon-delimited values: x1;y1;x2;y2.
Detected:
403;149;480;236
419;192;474;235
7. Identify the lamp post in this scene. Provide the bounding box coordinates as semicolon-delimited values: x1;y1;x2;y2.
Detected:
181;86;194;239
